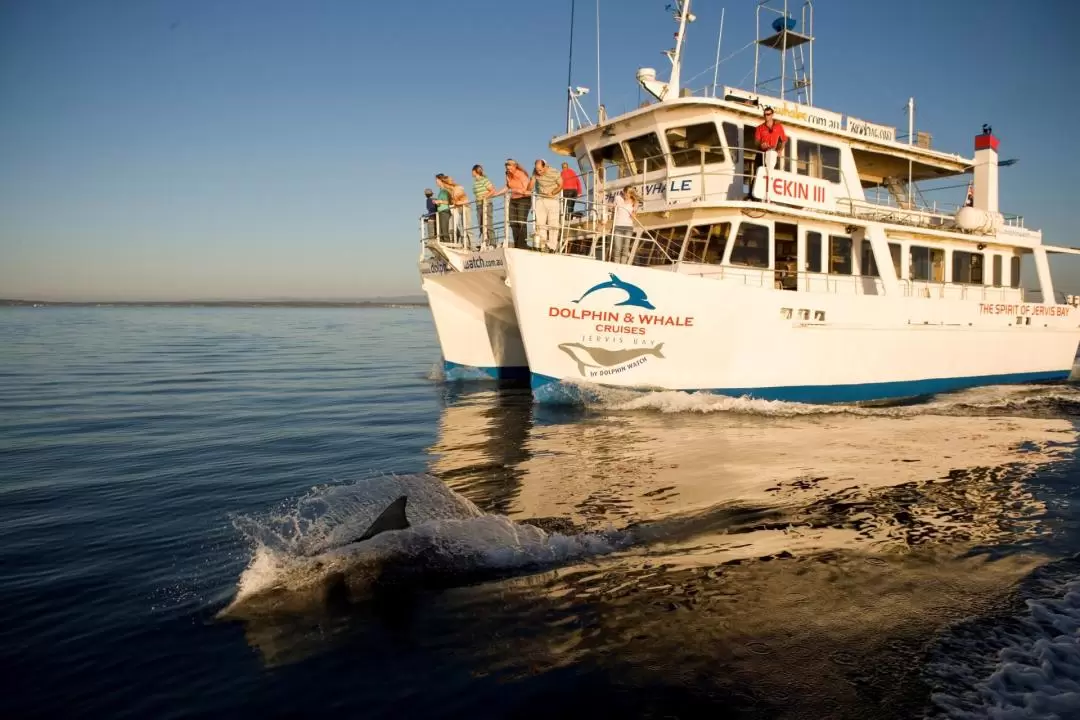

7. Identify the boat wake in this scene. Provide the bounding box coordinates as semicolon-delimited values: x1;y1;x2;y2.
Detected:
579;382;1080;418
925;554;1080;719
221;474;625;618
425;361;445;382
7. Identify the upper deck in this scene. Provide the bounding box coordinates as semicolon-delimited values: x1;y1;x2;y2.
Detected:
548;90;1040;243
552;90;974;183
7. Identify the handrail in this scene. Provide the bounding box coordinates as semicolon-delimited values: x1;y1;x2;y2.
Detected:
586;141;1028;227
417;149;1033;279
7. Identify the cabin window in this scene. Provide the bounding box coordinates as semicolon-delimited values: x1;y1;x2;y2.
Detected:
860;239;879;277
796;140;842;183
633;225;687;266
683;222;731;264
952;251;984;285
911;246;946;282
863;242;901;277
722;122;741;160
624;132;664;173
666;123;725;167
591;143;631;182
731;222;770;268
889;243;902;277
806;232;822;273
775;223;798;289
992;255;1003;286
829;235;853;275
1010;256;1021;288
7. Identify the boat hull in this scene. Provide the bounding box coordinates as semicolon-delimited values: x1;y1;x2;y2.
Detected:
420;248;527;381
504;249;1080;404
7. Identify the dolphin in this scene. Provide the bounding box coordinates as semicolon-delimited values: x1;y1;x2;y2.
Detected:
572;273;656;310
558;342;665;376
218;475;624;619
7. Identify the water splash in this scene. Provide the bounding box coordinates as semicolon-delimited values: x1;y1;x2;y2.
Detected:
224;474;625;616
578;382;1080;419
426;361;445;382
926;556;1080;719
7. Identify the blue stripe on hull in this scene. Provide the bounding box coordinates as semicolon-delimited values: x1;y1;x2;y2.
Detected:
444;360;530;382
531;369;1074;405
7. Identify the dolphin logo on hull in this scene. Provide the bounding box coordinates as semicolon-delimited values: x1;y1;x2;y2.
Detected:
573;273;655;310
558;342;665;376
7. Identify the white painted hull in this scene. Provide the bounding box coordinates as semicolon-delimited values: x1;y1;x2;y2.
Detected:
504;249;1080;403
420;248;527;380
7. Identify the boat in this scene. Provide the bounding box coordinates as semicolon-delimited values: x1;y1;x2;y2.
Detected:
499;0;1080;404
418;195;528;380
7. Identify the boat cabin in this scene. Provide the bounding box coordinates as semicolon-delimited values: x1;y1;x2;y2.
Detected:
550;89;1068;306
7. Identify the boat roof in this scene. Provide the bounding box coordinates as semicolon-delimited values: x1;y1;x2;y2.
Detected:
550;95;974;184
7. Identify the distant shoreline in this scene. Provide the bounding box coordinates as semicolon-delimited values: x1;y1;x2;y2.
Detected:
0;299;428;308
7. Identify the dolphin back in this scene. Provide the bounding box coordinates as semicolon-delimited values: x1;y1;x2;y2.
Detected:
352;496;410;543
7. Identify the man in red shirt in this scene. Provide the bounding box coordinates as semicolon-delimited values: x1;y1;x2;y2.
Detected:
750;106;787;199
560;161;583;223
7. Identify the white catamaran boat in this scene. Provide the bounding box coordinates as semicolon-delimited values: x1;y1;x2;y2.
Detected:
421;0;1080;400
507;0;1080;403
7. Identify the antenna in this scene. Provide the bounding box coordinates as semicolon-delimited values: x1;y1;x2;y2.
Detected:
596;0;601;118
637;0;696;102
566;0;576;133
711;7;725;98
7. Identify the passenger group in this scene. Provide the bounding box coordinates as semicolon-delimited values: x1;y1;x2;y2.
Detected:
423;157;595;253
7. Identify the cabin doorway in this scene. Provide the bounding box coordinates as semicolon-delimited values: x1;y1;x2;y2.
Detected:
775;222;798;290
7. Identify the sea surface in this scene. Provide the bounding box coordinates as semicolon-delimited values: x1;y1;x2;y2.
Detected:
2;307;1080;720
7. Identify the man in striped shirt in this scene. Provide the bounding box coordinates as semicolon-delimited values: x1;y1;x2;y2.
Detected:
471;165;495;247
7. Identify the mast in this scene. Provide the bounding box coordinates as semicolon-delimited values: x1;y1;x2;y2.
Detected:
753;0;814;105
711;7;725;98
637;0;696;102
666;0;693;98
566;0;576;133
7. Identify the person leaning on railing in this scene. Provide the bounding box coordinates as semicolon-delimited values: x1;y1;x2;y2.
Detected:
530;159;563;252
433;174;452;242
471;165;496;247
490;159;532;249
423;188;437;240
749;106;787;200
447;176;470;245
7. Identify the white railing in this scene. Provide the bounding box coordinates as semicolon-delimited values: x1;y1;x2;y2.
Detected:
417;153;1035;302
417;191;676;266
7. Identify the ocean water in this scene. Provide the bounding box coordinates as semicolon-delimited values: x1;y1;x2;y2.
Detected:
2;307;1080;719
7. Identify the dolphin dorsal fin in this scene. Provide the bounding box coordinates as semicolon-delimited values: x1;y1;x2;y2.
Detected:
353;496;409;543
609;273;620;282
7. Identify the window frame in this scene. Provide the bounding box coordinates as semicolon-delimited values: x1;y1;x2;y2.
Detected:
665;122;726;168
806;231;822;273
952;250;985;285
795;138;842;184
829;235;853;275
730;222;771;269
623;132;665;174
591;143;631;182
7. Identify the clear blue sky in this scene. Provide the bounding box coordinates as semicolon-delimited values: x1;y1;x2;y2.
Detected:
1;0;1078;300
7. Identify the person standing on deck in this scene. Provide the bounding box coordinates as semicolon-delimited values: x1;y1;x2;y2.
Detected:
446;176;470;245
750;106;787;199
610;186;637;264
471;165;496;247
491;159;532;249
560;161;582;224
434;174;452;242
530;159;563;252
423;188;437;240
